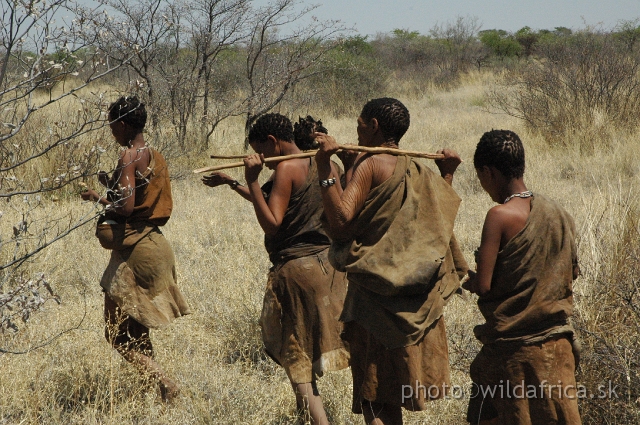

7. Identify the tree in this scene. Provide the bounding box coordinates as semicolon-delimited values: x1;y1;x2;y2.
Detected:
179;0;250;147
515;26;538;57
88;0;176;129
0;0;135;342
554;26;572;37
614;19;640;52
488;30;640;145
479;29;522;59
429;15;483;76
392;28;420;41
240;0;345;147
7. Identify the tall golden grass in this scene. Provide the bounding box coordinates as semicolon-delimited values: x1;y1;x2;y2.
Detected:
1;70;639;424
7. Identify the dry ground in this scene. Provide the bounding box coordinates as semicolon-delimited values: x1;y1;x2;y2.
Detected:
1;71;639;424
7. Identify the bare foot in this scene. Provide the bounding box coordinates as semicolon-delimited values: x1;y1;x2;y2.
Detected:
159;377;180;404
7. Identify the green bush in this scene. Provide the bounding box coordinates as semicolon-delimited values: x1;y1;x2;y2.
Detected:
488;30;640;147
479;29;523;58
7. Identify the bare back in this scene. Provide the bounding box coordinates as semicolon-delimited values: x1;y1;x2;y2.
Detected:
275;157;311;196
474;196;532;295
338;153;397;223
494;197;532;249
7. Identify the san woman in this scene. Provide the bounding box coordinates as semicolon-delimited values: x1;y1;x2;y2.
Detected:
81;96;191;403
202;113;349;425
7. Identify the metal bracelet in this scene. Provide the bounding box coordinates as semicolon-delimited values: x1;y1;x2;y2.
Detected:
319;177;336;187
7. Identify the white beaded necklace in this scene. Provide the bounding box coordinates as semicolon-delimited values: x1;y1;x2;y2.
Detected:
503;190;533;204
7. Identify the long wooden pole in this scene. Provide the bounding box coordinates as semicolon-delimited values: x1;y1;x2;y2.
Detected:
194;145;444;174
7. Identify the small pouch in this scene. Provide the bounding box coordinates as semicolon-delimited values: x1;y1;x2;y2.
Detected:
95;215;154;250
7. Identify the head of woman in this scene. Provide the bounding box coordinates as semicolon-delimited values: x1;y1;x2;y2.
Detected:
293;115;327;151
358;97;410;147
248;113;294;167
108;96;147;146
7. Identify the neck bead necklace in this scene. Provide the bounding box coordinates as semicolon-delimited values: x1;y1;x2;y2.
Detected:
503;190;533;204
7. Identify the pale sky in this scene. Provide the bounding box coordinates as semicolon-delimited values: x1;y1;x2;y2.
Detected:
255;0;640;35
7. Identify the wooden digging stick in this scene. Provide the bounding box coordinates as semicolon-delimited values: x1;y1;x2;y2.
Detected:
194;145;445;174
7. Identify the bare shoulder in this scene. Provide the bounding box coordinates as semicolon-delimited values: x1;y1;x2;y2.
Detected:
275;157;307;173
486;200;530;244
273;157;307;183
486;203;524;224
351;154;376;178
353;153;394;172
117;148;131;166
486;203;510;217
484;204;510;229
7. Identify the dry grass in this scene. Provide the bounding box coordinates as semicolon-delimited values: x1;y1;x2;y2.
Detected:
1;71;639;424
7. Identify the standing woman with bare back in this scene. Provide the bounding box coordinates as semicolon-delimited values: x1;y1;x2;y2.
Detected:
80;96;191;403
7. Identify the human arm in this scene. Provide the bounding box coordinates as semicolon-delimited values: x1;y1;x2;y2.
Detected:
435;148;462;186
80;149;138;216
244;154;292;236
336;149;358;185
315;134;374;234
202;172;252;201
469;207;505;296
97;171;112;187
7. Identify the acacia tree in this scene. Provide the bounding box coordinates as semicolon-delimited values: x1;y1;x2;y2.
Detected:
241;0;345;147
0;0;138;342
91;0;176;129
187;0;250;145
615;19;640;52
429;15;483;76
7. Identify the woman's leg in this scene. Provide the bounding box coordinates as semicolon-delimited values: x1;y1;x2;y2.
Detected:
104;293;179;403
291;380;329;425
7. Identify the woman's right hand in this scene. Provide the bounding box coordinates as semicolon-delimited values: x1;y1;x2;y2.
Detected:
243;154;264;184
80;188;100;202
202;172;233;188
314;132;339;164
462;270;477;293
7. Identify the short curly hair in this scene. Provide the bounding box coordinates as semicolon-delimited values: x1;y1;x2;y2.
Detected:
108;96;147;130
293;115;327;150
248;113;294;144
360;98;410;143
474;129;525;179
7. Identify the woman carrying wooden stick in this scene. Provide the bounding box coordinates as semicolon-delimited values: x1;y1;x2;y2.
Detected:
202;113;349;425
315;98;469;425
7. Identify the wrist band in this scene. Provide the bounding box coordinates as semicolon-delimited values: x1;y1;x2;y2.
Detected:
319;177;336;187
230;180;241;189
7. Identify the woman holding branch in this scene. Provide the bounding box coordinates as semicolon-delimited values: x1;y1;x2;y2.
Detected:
202;113;349;425
81;96;191;403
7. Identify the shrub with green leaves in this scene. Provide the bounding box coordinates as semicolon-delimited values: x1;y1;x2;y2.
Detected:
488;30;640;147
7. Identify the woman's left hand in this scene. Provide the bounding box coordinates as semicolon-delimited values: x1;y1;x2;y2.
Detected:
244;154;264;183
435;148;462;176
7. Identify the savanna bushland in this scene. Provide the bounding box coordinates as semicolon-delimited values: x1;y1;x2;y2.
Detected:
1;1;640;423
